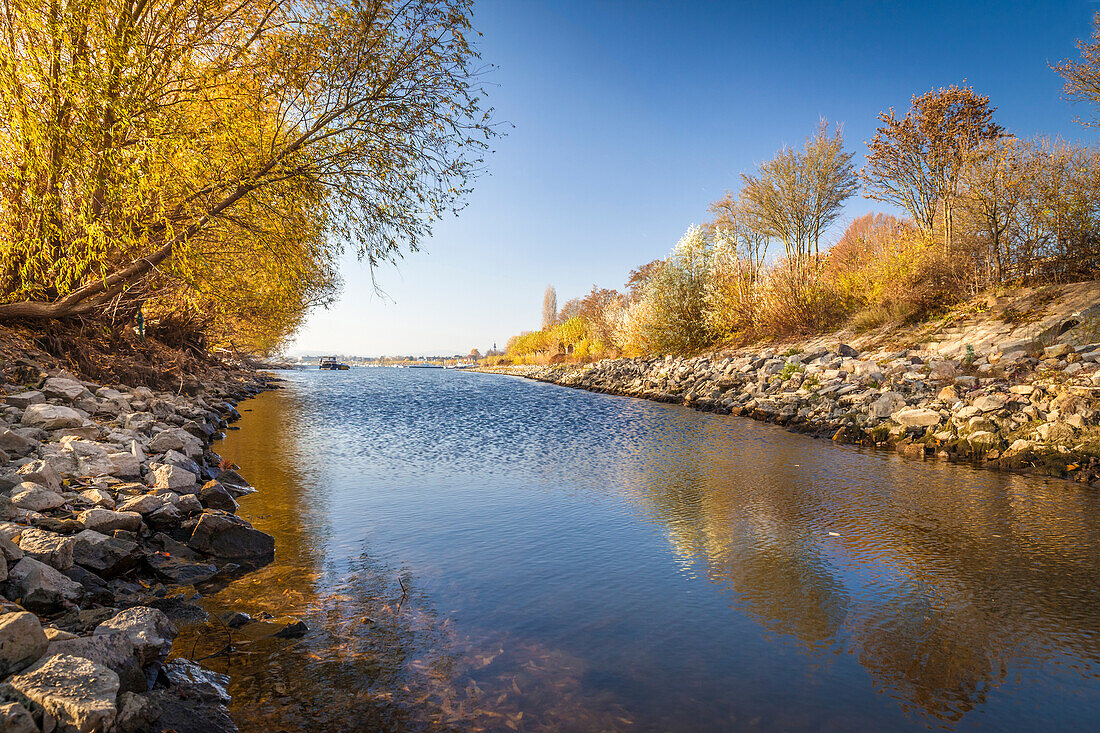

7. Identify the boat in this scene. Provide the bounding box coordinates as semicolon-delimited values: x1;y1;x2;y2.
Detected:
319;356;350;370
408;363;443;369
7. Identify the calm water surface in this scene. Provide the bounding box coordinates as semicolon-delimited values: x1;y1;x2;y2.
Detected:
175;368;1100;731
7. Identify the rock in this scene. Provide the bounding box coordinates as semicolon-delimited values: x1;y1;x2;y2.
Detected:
273;618;309;638
937;385;959;403
80;489;116;509
177;494;203;515
43;627;77;642
106;452;141;477
198;482;238;513
160;658;231;705
152;464;197;492
869;392;906;419
972;393;1008;412
72;530;139;578
0;701;36;733
0;429;35;456
78;508;143;534
0;534;23;564
117;494;167;515
94;607;176;666
6;557;83;611
17;528;75;571
147;503;183;529
891;407;942;428
9;483;67;512
187;512;274;560
836;344;858;357
145;553;218;585
123;413;154;433
43;377;93;403
1044;343;1072;358
0;611;49;677
21;403;84;430
48;633;146;693
968;430;1002;449
8;653;119;732
16;460;61;490
113;691;161;733
148;428;202;457
4;391;45;409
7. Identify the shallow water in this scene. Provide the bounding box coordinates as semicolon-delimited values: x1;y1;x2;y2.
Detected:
176;368;1100;731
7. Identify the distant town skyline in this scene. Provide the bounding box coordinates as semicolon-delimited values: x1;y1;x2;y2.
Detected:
290;0;1100;356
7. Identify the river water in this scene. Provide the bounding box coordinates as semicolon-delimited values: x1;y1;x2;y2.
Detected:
175;368;1100;731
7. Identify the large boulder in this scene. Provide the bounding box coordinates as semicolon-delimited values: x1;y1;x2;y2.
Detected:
117;493;169;515
8;653;119;732
48;632;146;693
72;530;140;578
17;528;75;571
0;611;49;677
77;508;143;534
6;557;83;611
21;403;84;430
94;607;176;666
148;428;203;457
187;512;274;561
9;483;67;512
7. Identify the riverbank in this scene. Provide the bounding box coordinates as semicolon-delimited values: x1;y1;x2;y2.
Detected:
0;327;283;732
477;338;1100;487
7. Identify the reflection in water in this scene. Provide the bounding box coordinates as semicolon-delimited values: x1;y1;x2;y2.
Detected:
178;369;1100;732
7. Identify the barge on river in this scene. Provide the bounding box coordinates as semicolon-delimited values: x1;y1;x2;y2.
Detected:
319;356;350;370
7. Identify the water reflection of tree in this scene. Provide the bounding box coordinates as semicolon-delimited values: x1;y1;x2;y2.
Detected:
618;405;1100;725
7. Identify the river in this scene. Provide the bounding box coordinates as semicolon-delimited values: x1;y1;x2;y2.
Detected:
173;367;1100;731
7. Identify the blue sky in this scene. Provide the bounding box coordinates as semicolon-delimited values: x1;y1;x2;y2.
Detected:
291;0;1100;357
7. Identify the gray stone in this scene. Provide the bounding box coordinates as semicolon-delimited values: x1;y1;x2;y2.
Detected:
0;611;49;677
148;428;202;457
113;692;161;733
4;391;45;409
198;482;238;513
1044;343;1072;358
21;403;84;430
94;607;176;666
891;407;942;428
123;412;155;433
0;429;35;456
16;460;61;490
6;557;83;610
145;554;218;586
972;393;1008;412
187;512;274;560
869;392;906;419
152;464;197;491
0;701;36;733
72;530;139;578
117;494;167;515
8;653;119;732
17;528;75;571
9;483;67;512
77;508;143;534
79;489;115;509
49;633;146;693
43;377;93;403
160;658;231;704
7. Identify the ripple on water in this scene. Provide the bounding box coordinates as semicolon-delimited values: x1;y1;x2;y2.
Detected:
173;368;1100;732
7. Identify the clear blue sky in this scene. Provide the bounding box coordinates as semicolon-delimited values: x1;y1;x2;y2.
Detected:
290;0;1100;357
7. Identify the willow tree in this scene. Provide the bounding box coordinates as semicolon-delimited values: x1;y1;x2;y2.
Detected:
0;0;492;326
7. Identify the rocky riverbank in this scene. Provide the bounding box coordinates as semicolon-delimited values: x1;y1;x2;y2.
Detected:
0;342;284;732
478;340;1100;487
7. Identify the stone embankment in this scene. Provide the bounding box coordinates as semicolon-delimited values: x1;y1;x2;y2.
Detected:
481;341;1100;487
0;355;280;732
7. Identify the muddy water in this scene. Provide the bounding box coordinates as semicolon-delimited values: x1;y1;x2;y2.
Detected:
174;368;1100;731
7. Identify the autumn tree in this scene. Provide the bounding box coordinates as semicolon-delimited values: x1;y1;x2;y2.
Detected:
541;285;557;329
740;121;857;272
862;85;1004;248
626;260;662;301
1055;12;1100;128
706;192;768;280
0;0;493;347
577;286;623;346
